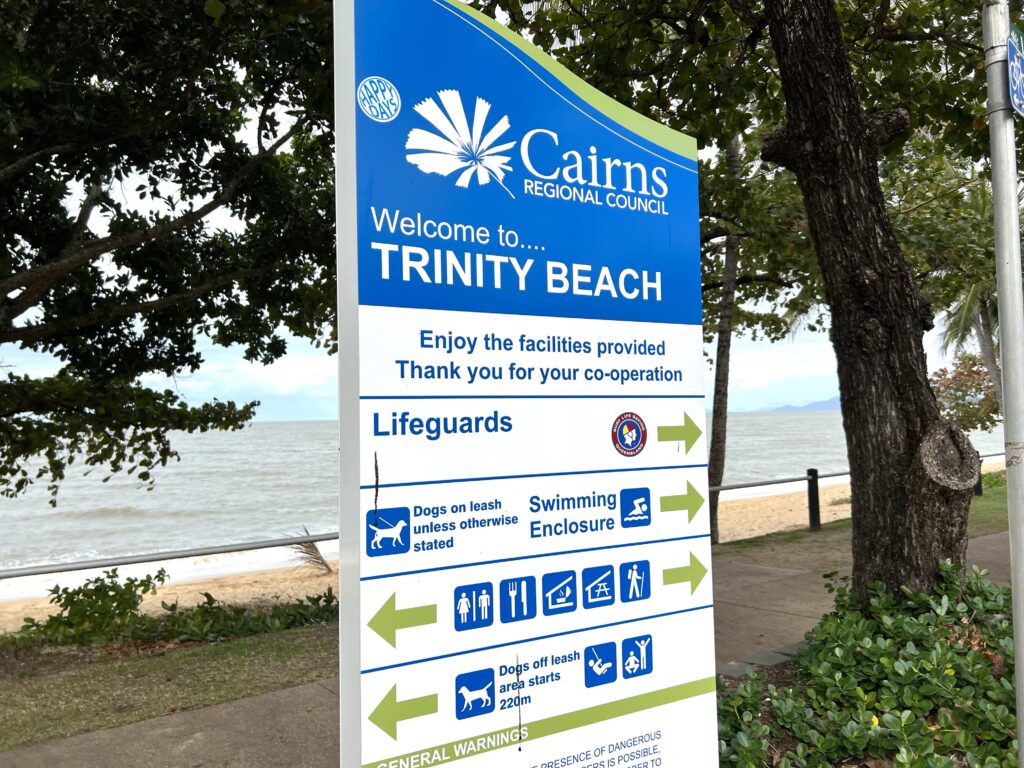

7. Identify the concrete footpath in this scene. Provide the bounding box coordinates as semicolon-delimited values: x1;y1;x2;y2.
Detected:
1;533;1012;768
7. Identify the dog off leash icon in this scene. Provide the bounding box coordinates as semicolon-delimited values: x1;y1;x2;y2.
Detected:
455;668;496;720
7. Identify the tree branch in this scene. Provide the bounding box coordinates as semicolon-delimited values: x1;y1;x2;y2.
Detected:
1;121;303;314
703;274;797;292
3;266;271;345
894;177;980;216
865;107;910;148
0;143;83;187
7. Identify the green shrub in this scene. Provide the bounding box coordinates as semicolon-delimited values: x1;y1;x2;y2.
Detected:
719;564;1019;767
18;568;167;644
7;569;338;648
983;470;1007;490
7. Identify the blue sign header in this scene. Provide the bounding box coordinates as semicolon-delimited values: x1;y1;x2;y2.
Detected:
354;0;701;325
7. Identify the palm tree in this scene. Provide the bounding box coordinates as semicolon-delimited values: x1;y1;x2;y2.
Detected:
937;180;1002;409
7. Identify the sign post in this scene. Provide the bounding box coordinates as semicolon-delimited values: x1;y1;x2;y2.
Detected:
983;4;1024;766
337;2;717;765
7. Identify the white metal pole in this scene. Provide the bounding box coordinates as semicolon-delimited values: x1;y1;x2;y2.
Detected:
983;3;1024;760
334;0;360;766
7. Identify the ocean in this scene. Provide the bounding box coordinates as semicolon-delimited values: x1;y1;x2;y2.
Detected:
0;413;1007;599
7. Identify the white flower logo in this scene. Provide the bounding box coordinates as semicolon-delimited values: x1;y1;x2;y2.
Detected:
405;90;516;198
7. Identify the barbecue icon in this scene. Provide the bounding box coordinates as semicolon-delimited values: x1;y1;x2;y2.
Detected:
541;571;577;615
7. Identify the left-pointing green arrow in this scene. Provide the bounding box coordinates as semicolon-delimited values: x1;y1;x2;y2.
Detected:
367;593;437;648
660;481;705;522
656;413;703;453
369;685;438;740
663;552;708;594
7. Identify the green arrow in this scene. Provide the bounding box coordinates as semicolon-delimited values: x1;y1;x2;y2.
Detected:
657;413;703;453
367;593;437;648
659;482;705;522
369;685;438;740
663;552;708;594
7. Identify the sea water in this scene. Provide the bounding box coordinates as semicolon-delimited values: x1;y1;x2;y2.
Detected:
0;414;1006;597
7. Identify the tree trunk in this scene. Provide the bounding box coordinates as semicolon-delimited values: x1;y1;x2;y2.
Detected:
974;297;1003;410
763;0;979;597
707;136;742;546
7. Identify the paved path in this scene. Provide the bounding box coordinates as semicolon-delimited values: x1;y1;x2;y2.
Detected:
1;533;1012;768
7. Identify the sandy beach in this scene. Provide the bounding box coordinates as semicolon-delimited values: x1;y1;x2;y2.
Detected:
0;563;340;633
0;485;848;633
1;459;1004;633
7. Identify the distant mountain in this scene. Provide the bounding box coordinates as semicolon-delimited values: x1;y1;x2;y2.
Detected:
771;395;841;413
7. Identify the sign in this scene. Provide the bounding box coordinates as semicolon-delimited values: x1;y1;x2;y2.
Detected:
337;2;716;766
1009;24;1024;118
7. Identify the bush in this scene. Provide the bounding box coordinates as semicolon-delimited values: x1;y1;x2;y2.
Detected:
719;563;1019;767
18;568;167;644
6;569;338;647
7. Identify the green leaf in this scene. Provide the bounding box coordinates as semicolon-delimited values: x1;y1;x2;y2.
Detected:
204;0;226;19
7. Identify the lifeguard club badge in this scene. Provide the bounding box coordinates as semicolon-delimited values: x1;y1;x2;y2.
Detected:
612;412;648;457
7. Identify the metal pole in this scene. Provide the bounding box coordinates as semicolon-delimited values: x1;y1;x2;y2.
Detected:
806;468;821;532
983;4;1024;762
334;0;360;765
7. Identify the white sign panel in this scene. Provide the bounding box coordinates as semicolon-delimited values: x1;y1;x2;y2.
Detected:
337;2;716;766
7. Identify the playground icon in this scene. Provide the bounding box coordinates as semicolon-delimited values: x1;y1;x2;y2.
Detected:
622;634;653;679
584;642;617;687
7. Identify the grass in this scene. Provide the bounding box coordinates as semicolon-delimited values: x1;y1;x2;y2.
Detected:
0;476;1007;754
715;478;1008;569
0;622;338;752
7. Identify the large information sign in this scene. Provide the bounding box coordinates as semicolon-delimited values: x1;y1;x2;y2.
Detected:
337;2;716;766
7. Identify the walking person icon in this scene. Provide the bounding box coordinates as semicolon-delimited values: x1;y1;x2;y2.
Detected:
619;560;651;603
627;564;642;599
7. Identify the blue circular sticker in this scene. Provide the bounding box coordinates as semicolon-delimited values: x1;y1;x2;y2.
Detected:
612;412;647;457
357;76;401;123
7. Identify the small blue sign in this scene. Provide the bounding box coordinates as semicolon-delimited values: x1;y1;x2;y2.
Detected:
499;576;537;623
620;488;652;528
455;668;495;719
541;570;577;615
620;560;651;603
584;642;617;687
622;634;654;679
454;582;494;630
1010;26;1024;118
581;566;616;609
365;508;411;557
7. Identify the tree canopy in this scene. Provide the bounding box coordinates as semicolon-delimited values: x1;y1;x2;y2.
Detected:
481;0;995;593
0;0;335;499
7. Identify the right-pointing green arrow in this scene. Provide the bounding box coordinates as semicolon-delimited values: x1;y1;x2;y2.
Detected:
369;685;438;740
663;552;708;594
657;413;703;453
367;593;437;648
660;482;705;522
